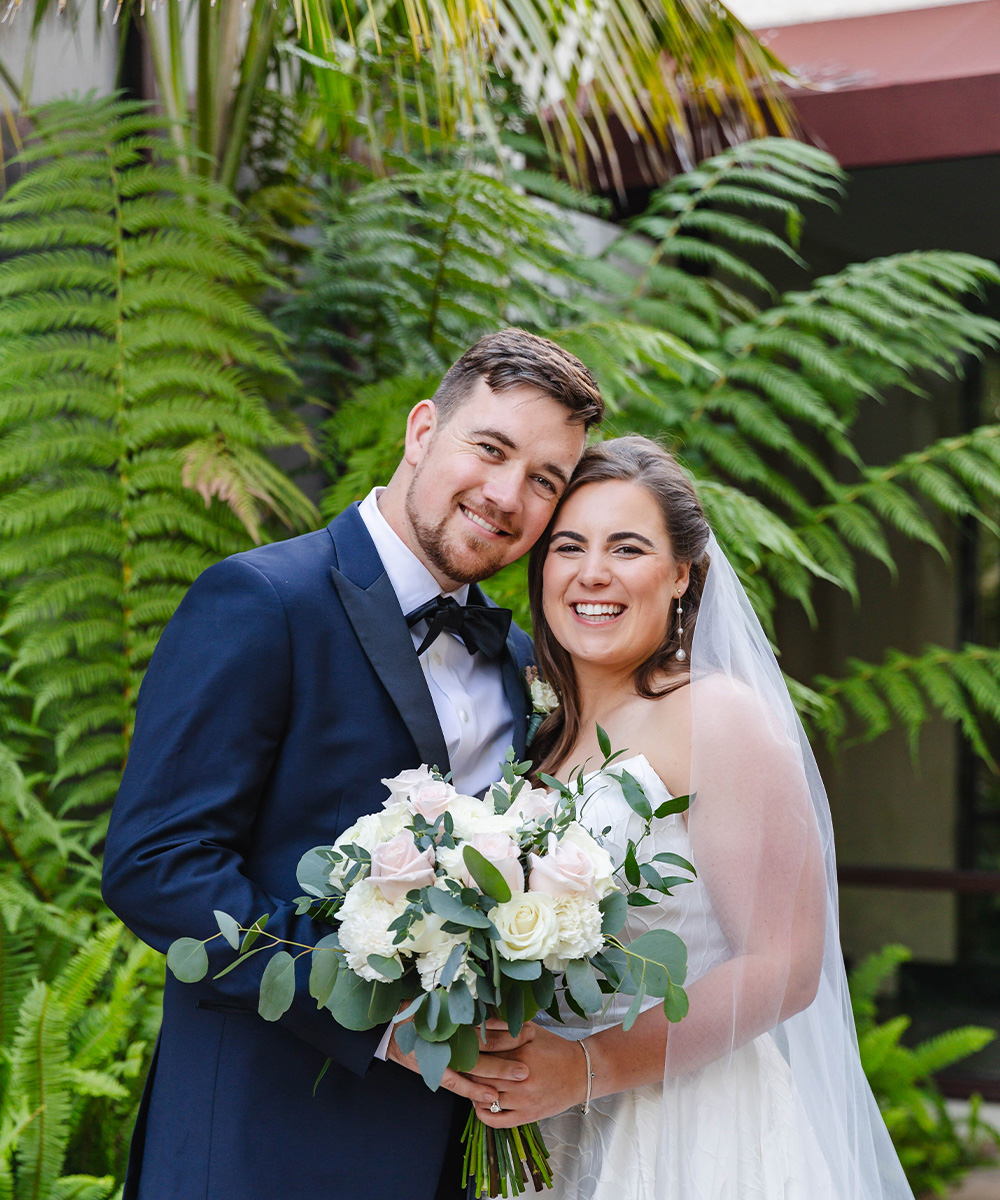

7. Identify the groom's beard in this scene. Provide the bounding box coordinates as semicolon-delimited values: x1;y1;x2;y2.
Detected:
405;481;513;586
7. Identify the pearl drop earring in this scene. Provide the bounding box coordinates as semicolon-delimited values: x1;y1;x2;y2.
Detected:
675;595;686;662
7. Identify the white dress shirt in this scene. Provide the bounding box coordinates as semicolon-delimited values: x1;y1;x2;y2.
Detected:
357;488;516;800
357;489;517;1062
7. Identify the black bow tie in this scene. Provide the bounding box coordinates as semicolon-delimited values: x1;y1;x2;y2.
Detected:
405;594;512;659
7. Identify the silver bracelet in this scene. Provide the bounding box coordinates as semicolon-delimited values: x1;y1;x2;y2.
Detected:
579;1038;595;1115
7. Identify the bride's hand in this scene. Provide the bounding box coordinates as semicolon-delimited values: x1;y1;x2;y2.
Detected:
468;1022;588;1127
386;1014;533;1108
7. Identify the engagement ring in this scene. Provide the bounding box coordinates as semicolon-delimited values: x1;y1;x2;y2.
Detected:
489;1100;502;1114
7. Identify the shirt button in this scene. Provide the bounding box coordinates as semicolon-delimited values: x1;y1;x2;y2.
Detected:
459;709;469;723
432;652;443;666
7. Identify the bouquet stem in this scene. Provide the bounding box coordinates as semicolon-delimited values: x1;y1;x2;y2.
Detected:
462;1109;552;1197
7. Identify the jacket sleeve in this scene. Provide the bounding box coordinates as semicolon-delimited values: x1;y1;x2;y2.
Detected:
102;555;383;1076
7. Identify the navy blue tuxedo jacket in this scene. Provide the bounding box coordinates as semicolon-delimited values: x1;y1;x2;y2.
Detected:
102;504;534;1200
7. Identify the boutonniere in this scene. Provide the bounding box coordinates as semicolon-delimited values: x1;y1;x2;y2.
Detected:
524;666;559;745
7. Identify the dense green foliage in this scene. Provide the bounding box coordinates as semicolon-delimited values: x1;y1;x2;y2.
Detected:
850;945;1000;1195
2;86;1000;1196
0;97;318;835
297;139;1000;757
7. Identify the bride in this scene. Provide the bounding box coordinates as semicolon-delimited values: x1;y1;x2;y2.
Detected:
470;437;913;1199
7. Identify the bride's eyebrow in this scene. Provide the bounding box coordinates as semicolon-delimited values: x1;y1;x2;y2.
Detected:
607;531;655;548
550;530;585;542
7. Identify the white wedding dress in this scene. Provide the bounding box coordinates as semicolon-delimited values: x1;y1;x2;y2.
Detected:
531;754;838;1200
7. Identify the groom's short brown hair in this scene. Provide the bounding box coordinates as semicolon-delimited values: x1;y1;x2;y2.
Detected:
432;328;604;428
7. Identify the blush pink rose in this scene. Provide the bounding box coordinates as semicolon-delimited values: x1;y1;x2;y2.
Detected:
509;786;558;824
528;833;598;902
408;780;458;824
369;833;436;902
462;832;525;895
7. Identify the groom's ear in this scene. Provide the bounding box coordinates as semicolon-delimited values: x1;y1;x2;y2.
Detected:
404;399;438;466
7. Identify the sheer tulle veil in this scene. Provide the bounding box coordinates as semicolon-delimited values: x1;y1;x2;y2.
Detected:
661;532;913;1198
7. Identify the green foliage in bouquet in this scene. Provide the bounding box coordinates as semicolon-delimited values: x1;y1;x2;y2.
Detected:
0;96;318;835
166;736;692;1197
849;944;1000;1196
299;139;1000;754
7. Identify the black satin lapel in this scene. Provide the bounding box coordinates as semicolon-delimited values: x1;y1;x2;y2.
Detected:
501;634;531;761
330;568;451;774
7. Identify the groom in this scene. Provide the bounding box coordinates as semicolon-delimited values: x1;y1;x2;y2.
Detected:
102;328;604;1200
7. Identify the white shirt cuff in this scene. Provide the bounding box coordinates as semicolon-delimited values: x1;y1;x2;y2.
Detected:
375;1022;394;1061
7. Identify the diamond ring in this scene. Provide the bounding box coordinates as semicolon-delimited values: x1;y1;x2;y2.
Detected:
489;1099;502;1114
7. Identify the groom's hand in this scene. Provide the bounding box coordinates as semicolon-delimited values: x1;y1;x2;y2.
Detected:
386;1017;535;1107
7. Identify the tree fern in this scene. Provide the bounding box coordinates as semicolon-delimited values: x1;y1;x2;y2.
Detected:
308;142;1000;761
0;96;318;829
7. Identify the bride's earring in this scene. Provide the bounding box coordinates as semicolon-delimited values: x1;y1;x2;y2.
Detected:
674;595;686;662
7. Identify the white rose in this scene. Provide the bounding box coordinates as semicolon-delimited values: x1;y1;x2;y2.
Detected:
338;881;403;981
448;794;498;841
543;894;605;972
379;801;411;839
493;892;560;960
560;824;616;899
530;677;559;714
382;764;435;804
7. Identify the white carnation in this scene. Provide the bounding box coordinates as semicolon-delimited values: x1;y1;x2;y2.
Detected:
416;936;478;995
379;801;411;838
338;880;403;981
543;893;604;972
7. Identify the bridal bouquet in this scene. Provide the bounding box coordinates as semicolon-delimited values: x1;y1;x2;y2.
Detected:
167;734;693;1198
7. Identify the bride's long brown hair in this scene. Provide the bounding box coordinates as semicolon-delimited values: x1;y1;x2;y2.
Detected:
527;437;710;777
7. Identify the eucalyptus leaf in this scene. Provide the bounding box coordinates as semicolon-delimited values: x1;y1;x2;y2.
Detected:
599;891;627;935
258;950;296;1021
531;971;556;1010
623;983;647;1032
498;957;541;980
565;958;603;1014
664;981;690;1022
328;969;381;1030
504;978;524;1037
395;1020;417;1056
627;929;687;986
425;887;492;929
296;845;336;897
367;953;403;981
414;1034;452;1091
166;937;209;983
309;948;340;1008
628;892;657;907
213;910;241;951
448;1023;481;1073
462;845;512;903
448;978;476;1025
439;942;466;989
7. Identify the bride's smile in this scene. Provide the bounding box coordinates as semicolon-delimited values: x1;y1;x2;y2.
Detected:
541;478;690;674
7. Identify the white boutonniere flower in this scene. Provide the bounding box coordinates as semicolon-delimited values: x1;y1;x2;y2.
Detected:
524;666;558;744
